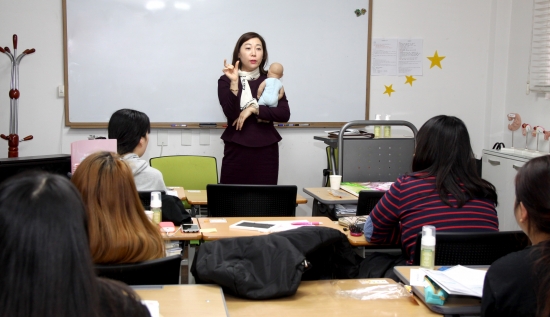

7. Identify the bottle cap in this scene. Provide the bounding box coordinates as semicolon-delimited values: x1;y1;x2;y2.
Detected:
421;225;436;246
150;191;162;208
385;114;391;120
375;114;382;120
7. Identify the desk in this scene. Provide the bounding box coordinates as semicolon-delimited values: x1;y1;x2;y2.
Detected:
170;187;186;200
394;266;487;316
135;284;229;317
197;216;345;240
185;189;308;216
303;187;357;205
224;278;440;317
304;187;357;221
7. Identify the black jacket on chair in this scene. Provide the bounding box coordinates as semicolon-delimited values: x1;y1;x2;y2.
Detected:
191;226;360;299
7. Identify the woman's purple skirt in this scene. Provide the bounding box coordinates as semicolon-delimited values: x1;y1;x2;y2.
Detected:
220;141;279;185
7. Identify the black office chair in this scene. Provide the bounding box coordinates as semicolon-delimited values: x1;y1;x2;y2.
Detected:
356;190;385;216
95;254;182;285
412;231;529;266
206;184;297;217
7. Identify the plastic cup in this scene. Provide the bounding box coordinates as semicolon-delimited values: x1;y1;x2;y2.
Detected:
329;175;342;190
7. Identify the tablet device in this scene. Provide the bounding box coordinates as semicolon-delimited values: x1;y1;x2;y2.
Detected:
229;220;279;232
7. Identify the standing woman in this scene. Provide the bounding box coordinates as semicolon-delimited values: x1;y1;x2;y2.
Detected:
482;155;550;317
218;32;291;185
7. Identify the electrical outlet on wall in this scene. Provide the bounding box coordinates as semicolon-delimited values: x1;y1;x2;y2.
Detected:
157;131;168;146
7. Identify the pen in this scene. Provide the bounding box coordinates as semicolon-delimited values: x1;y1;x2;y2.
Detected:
299;124;310;126
291;221;322;226
171;124;187;127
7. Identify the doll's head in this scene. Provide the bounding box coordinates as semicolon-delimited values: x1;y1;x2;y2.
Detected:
267;62;284;79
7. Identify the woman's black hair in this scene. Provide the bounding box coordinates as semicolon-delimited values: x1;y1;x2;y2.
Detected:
108;108;151;155
412;115;498;207
514;155;550;317
0;171;100;317
231;32;269;76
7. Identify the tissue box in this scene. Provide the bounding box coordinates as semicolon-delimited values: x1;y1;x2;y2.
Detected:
424;276;448;305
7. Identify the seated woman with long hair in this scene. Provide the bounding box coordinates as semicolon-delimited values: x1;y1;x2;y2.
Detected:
0;172;150;317
71;151;164;264
482;155;550;317
361;115;499;277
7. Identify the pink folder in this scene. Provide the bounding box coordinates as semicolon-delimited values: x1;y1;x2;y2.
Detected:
70;139;117;173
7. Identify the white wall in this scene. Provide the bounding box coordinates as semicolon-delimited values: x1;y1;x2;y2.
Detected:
500;0;550;152
2;0;531;216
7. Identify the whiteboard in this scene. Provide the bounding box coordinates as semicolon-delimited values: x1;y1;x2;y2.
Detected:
64;0;370;126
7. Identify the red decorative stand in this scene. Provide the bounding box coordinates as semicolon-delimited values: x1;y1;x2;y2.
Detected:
0;34;35;157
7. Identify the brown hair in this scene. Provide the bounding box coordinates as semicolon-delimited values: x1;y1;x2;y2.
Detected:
71;151;164;264
231;32;268;76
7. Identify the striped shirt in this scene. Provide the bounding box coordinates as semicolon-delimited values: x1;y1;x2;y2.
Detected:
364;175;499;264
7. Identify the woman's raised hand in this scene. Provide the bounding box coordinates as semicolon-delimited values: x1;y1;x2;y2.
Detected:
223;59;240;82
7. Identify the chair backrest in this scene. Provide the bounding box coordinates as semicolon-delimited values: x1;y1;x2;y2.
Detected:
356;190;385;216
95;254;181;285
412;231;529;266
206;184;297;217
322;146;339;187
150;155;218;189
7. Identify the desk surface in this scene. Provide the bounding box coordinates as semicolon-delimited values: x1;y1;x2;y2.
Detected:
303;187;358;205
170;187;185;200
394;266;486;316
160;218;201;241
197;216;344;240
135;285;229;317
185;189;308;205
225;278;440;317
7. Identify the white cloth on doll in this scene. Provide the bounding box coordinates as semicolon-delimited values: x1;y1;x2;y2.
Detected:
258;78;283;107
238;68;260;110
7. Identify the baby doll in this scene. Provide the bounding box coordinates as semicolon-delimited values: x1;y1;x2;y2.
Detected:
257;62;285;107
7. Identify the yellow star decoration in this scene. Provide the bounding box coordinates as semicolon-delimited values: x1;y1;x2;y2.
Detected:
405;75;416;86
383;84;395;97
427;51;445;69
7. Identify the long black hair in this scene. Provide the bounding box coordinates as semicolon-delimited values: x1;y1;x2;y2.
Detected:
0;172;145;317
411;115;497;207
514;155;550;317
231;32;269;76
108;108;151;155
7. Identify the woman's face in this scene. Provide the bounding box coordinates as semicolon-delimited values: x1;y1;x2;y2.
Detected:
238;37;263;72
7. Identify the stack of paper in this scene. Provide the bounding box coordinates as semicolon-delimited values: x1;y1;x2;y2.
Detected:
335;204;357;217
424;265;487;298
340;182;393;197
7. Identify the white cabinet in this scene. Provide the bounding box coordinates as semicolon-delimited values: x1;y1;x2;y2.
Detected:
481;149;537;231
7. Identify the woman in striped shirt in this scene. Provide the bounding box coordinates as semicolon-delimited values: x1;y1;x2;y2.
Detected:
363;115;499;266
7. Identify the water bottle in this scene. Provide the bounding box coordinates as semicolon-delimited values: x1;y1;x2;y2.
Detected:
420;225;436;269
374;114;382;138
384;114;392;138
151;191;162;225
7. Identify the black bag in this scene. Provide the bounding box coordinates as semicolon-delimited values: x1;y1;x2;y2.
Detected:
191;226;361;299
161;195;192;225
